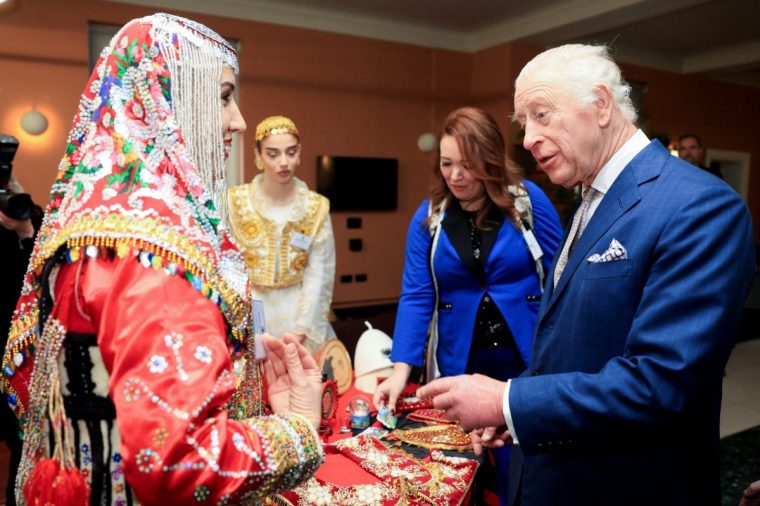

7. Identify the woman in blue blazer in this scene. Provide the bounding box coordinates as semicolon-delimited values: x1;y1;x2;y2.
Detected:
374;107;562;504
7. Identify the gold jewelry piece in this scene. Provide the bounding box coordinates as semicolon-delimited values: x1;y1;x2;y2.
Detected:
255;115;299;141
256;158;264;170
392;424;473;451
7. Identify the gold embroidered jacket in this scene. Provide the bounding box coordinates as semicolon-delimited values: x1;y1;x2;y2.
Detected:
228;176;330;289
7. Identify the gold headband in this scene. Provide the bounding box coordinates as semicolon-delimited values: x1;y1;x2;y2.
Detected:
255;115;299;142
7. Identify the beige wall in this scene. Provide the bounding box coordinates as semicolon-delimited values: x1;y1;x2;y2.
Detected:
1;1;758;308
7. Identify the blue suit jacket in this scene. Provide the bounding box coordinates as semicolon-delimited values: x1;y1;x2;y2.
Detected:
391;180;562;377
509;141;756;505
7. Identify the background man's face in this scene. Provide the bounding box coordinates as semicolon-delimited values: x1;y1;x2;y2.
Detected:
678;137;704;166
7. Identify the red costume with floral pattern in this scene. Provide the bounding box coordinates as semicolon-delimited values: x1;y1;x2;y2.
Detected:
1;13;322;506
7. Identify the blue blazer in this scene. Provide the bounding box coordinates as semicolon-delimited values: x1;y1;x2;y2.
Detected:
391;180;562;377
509;141;756;505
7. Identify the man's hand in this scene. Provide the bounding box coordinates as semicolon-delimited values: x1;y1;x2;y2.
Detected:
263;335;322;428
416;373;506;431
740;480;760;506
0;210;34;239
471;426;513;456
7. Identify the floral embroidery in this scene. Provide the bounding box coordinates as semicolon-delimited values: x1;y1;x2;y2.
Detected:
148;354;168;374
135;448;161;473
355;484;385;503
152;427;169;447
164;331;189;381
123;378;142;402
81;443;92;466
194;345;212;364
305;483;332;506
280;435;478;506
164;332;182;348
194;485;210;501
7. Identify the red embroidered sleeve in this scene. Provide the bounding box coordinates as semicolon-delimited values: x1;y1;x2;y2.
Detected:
79;256;322;505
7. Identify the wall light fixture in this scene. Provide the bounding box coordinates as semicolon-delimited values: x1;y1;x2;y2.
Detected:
20;109;49;136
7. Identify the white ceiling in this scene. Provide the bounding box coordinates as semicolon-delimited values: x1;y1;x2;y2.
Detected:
110;0;760;87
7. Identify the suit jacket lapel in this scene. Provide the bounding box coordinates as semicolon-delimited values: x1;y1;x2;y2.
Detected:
542;140;668;319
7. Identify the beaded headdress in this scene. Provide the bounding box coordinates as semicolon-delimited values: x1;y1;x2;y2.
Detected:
2;13;251;426
255;115;300;142
150;13;237;219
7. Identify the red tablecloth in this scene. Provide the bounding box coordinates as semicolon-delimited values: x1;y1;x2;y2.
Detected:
257;369;481;504
278;382;480;505
314;383;381;485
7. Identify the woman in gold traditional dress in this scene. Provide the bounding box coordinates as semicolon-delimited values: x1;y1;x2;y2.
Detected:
228;116;336;353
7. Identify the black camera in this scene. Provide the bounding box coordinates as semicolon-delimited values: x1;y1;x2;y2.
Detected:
0;134;34;221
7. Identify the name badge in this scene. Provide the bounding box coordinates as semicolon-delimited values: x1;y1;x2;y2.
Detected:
252;299;267;360
523;229;543;261
290;232;312;250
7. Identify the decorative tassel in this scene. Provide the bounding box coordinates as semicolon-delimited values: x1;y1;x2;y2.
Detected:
23;367;91;505
23;458;90;506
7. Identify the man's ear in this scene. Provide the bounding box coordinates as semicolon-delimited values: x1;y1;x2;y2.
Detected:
595;85;613;128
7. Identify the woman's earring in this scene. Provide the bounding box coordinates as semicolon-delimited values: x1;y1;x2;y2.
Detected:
256;159;263;171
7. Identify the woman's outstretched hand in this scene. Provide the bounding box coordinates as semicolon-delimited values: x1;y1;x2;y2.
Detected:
373;362;412;413
263;334;322;428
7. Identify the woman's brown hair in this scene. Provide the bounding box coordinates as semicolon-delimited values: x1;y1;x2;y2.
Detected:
429;107;523;230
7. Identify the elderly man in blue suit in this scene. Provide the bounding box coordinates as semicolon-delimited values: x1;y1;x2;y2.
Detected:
418;44;756;505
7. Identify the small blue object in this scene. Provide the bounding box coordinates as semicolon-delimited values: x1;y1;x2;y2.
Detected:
350;412;370;430
377;406;397;429
348;396;371;429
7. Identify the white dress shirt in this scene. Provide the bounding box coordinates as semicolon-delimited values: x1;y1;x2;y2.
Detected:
503;129;650;443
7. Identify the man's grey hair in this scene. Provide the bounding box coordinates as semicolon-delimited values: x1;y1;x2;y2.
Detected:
516;44;637;123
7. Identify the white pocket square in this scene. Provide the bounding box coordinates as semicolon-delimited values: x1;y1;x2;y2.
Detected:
588;238;628;263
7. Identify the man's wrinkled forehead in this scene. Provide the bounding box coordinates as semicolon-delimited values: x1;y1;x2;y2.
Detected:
513;72;562;118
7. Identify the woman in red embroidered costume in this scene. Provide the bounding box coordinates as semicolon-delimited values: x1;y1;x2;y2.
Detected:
1;13;323;506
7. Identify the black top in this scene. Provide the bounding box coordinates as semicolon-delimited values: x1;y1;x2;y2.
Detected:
443;201;520;351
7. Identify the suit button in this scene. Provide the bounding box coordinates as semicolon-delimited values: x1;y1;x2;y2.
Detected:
532;369;540;376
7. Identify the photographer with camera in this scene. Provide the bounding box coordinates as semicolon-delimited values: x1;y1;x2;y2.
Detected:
0;134;42;506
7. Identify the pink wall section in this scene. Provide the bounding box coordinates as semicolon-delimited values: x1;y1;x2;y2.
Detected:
0;0;471;307
1;0;758;308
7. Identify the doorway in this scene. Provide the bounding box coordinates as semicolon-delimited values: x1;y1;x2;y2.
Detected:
706;149;751;201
